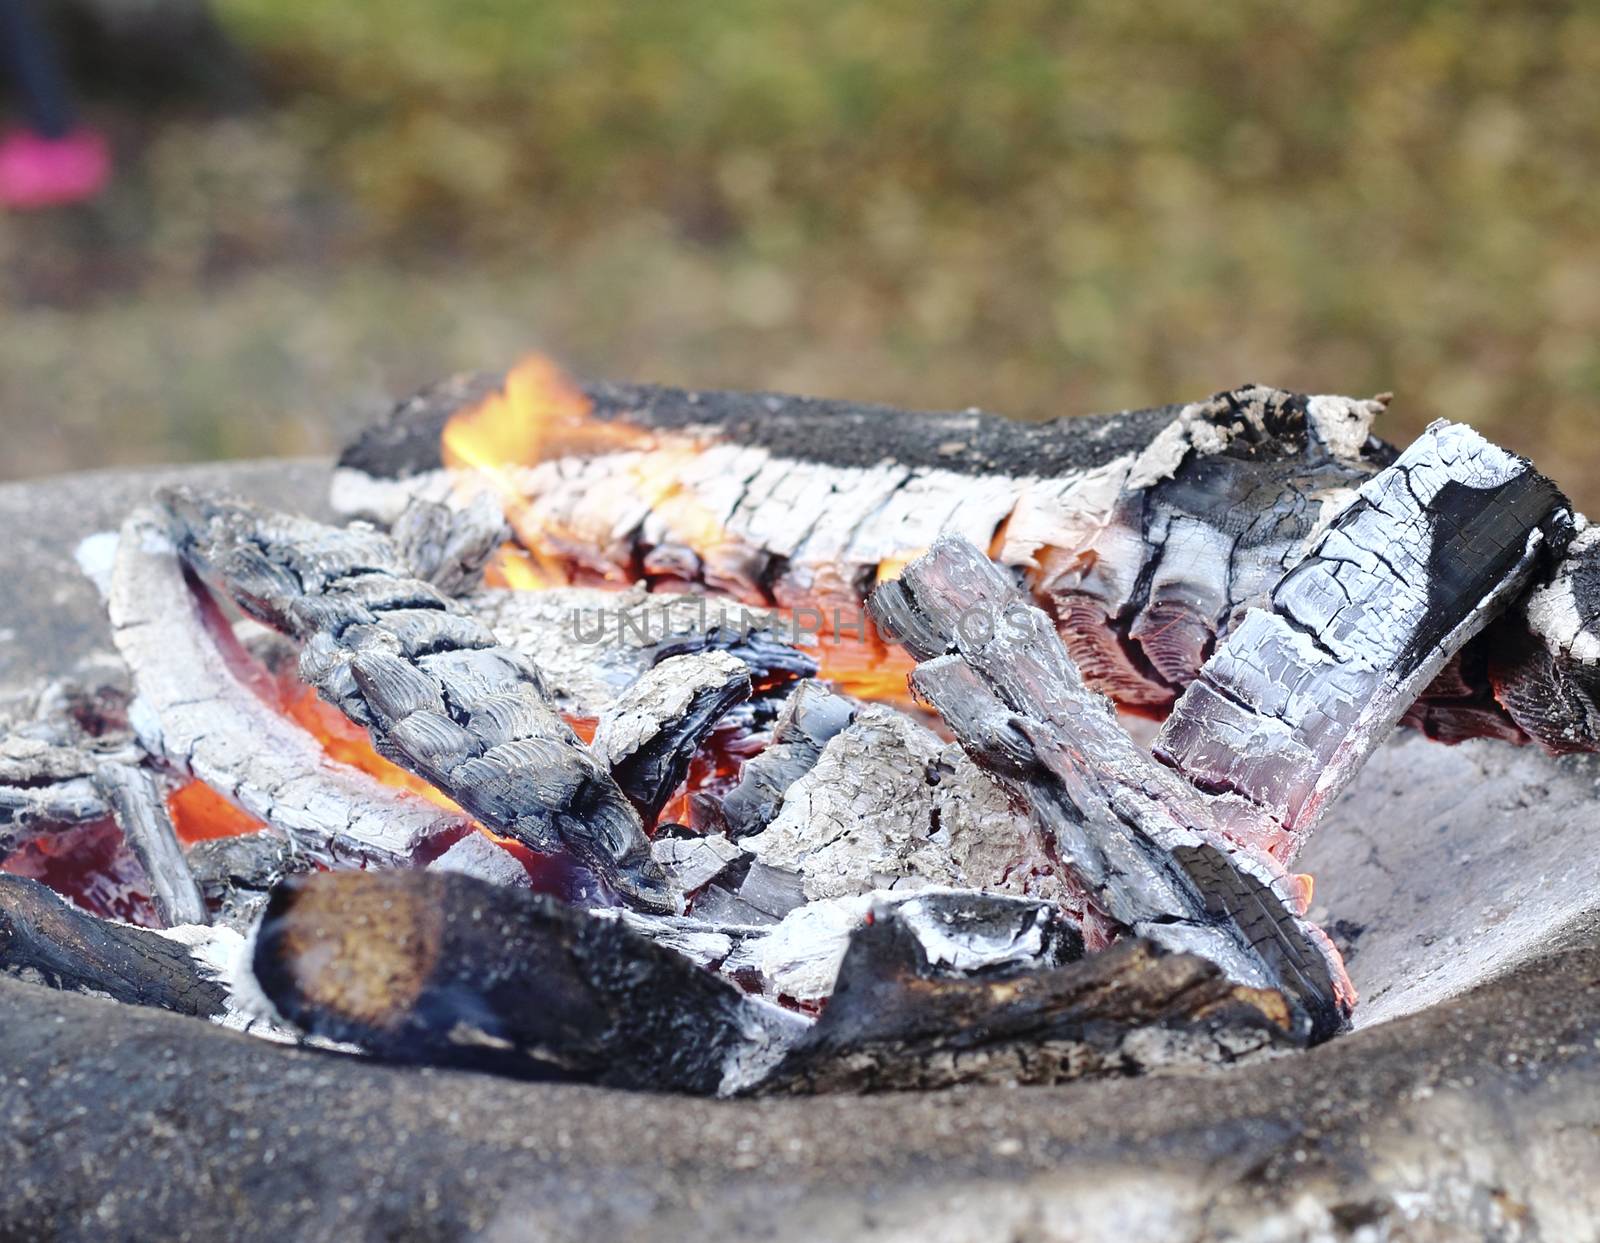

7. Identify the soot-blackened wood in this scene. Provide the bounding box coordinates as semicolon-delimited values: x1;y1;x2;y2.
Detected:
1155;421;1568;862
251;870;805;1094
590;650;752;821
91;761;208;927
759;910;1296;1095
160;489;676;912
1496;525;1600;751
108;508;471;867
869;538;1350;1041
0;875;228;1018
186;833;315;931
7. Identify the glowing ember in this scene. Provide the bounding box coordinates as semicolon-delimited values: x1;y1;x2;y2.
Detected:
168;780;266;844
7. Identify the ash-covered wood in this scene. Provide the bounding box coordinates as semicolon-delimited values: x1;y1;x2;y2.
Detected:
338;372;1600;754
251;870;804;1093
718;680;855;838
1155;421;1568;861
870;537;1350;1040
0;712;141;856
590;650;751;820
339;376;1389;712
91;761;207;927
389;491;507;595
107;508;471;868
0;874;228;1018
426;830;533;889
465;584;815;717
760;912;1294;1095
158;488;676;911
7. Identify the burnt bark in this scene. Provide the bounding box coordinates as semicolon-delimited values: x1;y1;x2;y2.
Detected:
158;488;676;912
91;761;207;927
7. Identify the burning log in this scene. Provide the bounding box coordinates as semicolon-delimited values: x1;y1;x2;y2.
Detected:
337;369;1600;752
1154;421;1568;861
759;901;1296;1094
337;373;1389;712
90;761;207;927
389;491;507;596
249;869;805;1093
868;538;1352;1040
158;488;677;911
107;508;471;868
590;650;752;820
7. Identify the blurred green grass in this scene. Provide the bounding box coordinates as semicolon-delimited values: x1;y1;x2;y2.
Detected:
2;0;1598;505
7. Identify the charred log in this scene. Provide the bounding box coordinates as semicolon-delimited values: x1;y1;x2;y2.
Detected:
719;680;856;838
389;492;507;595
869;538;1350;1040
250;870;804;1093
339;372;1600;753
186;833;315;932
0;874;227;1018
107;508;471;868
1154;422;1567;861
158;489;676;912
760;911;1294;1095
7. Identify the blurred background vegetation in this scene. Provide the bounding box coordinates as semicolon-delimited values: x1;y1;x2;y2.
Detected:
2;0;1598;505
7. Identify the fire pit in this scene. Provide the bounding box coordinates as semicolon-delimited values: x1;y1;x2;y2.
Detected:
3;372;1600;1240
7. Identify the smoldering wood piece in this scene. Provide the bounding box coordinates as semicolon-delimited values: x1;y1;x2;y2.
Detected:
590;651;752;821
250;870;806;1094
757;928;1299;1095
869;537;1351;1041
739;702;1063;904
91;761;208;928
0;874;229;1018
338;376;1390;709
389;491;507;595
0;717;144;855
107;508;470;868
1154;421;1568;862
185;833;315;931
719;681;856;838
0;776;107;855
159;489;675;913
714;888;1080;1006
464;585;815;717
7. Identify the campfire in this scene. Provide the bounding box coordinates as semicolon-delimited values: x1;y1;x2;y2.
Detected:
5;360;1599;1101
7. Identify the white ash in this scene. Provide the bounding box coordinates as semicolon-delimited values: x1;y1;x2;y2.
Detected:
652;832;744;893
428;832;532;889
1523;522;1600;665
590;650;749;772
740;705;1060;903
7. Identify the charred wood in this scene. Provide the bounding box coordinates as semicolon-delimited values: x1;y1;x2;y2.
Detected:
158;489;676;912
339;373;1600;753
91;761;208;927
719;681;856;838
250;870;804;1093
186;833;314;932
107;508;471;868
0;874;227;1018
389;492;507;595
759;925;1298;1095
1154;421;1567;861
590;650;752;820
869;537;1350;1040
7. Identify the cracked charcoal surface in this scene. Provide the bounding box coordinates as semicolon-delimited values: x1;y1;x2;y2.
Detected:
869;537;1351;1040
107;507;470;867
159;489;676;911
1155;421;1569;862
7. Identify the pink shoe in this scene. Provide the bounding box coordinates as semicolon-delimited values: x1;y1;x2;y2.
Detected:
0;127;111;209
